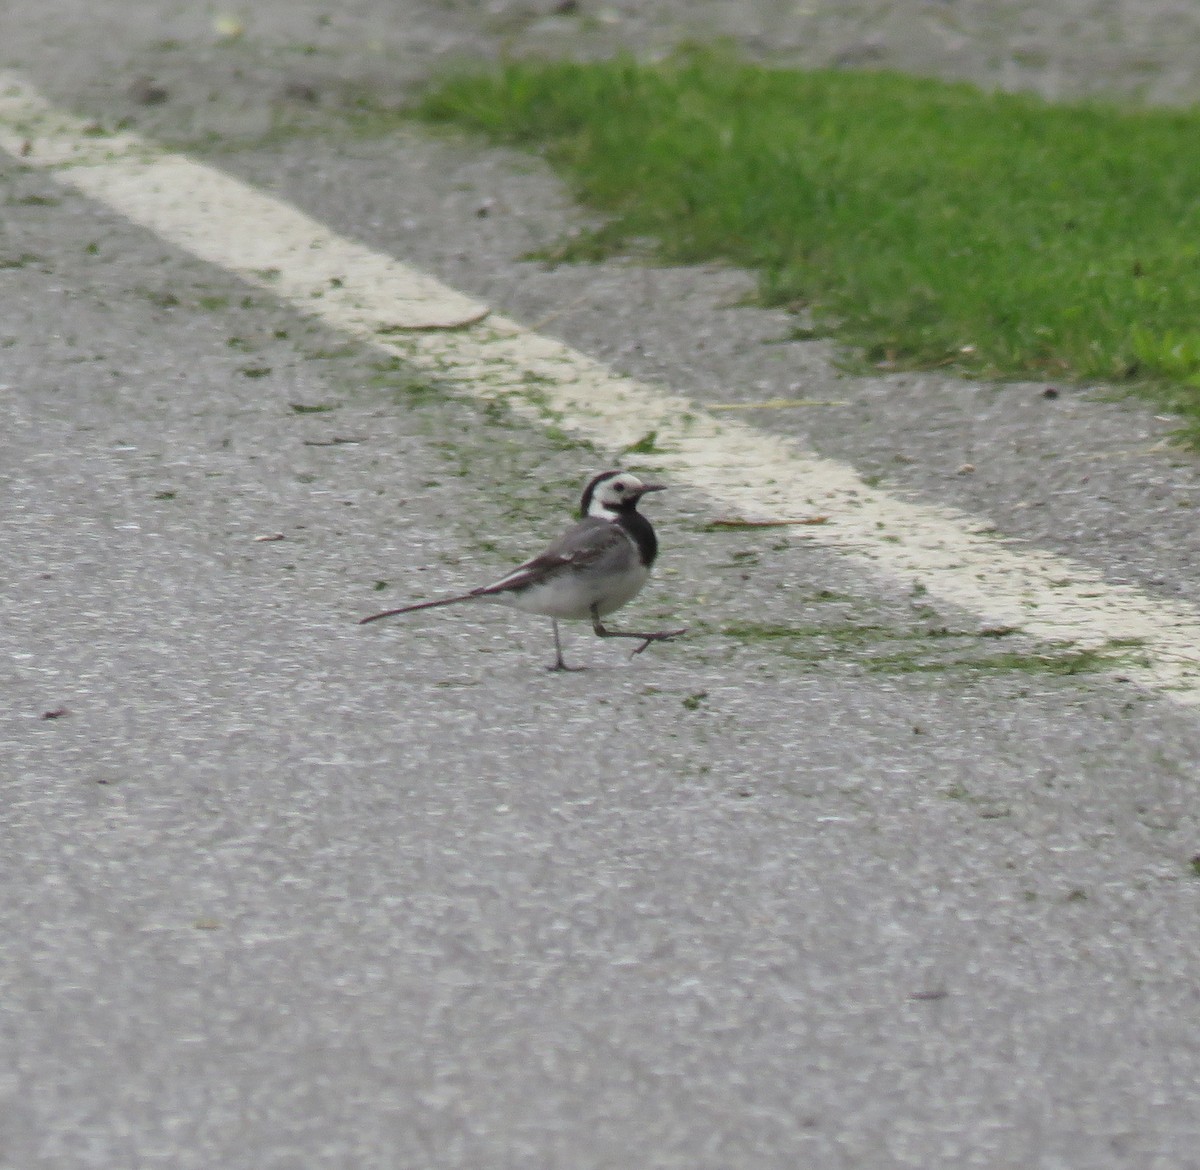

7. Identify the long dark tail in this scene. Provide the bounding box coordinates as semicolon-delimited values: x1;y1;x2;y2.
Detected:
358;592;477;625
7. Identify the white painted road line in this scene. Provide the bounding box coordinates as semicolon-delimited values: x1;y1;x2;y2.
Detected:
3;72;1199;704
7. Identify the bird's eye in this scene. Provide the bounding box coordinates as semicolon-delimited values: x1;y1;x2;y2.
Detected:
612;482;626;493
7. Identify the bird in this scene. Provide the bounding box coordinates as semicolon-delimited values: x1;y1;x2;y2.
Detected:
359;470;686;671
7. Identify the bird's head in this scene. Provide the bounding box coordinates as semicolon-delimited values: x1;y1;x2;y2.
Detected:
580;470;667;519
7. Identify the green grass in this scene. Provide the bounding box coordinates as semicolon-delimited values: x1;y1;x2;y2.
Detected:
716;620;1140;677
409;49;1200;439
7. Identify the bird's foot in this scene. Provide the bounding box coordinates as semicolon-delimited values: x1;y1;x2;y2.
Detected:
546;659;588;673
589;607;688;658
630;627;689;656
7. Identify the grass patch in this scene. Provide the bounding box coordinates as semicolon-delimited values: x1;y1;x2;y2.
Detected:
623;429;661;455
409;49;1200;440
864;646;1117;676
719;620;1135;677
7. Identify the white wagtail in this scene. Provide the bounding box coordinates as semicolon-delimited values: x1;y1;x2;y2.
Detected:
359;470;686;671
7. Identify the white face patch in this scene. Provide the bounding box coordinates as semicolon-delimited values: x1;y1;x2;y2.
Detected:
590;473;645;515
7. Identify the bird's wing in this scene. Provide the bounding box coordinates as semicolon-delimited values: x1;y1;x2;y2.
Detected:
472;518;629;597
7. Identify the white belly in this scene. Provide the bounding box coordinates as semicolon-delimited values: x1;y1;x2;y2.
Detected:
502;562;651;621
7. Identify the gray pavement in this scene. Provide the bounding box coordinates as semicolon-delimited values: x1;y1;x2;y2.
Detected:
3;4;1200;1168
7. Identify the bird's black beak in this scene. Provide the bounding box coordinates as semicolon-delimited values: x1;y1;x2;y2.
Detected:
636;483;668;495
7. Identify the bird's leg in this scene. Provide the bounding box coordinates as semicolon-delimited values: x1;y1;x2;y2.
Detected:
590;605;688;657
546;619;586;672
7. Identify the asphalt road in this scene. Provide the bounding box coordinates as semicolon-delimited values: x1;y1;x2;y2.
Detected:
3;4;1200;1168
